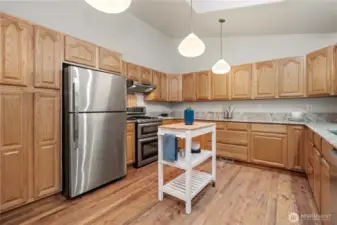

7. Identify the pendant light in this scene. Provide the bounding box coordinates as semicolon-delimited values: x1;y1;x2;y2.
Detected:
85;0;132;14
212;19;231;74
178;0;205;58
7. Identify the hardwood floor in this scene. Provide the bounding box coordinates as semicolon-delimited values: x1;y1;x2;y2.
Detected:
0;160;320;225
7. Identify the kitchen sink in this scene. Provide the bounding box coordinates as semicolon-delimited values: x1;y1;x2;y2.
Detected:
329;130;337;136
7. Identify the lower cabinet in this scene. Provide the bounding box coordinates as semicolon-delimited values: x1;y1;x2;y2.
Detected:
320;157;330;224
287;126;304;171
307;160;314;192
250;132;287;168
313;148;321;212
127;123;135;165
34;90;61;199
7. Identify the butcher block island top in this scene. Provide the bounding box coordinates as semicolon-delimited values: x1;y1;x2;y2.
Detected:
159;122;216;130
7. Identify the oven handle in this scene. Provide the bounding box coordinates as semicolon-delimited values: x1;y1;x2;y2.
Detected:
138;136;158;142
138;122;163;127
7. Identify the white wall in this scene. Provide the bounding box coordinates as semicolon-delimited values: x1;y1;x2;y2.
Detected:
0;1;178;73
174;33;337;73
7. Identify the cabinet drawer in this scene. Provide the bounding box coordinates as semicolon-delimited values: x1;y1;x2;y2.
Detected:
217;130;248;146
215;122;226;130
127;123;134;133
226;123;249;131
217;143;248;161
251;124;287;133
313;133;322;152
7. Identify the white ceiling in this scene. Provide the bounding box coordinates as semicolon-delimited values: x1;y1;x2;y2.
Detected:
128;0;337;38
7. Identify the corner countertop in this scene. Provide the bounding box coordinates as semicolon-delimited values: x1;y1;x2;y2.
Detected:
158;117;337;149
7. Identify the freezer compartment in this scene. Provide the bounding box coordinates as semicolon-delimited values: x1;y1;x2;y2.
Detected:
64;112;126;198
64;65;126;113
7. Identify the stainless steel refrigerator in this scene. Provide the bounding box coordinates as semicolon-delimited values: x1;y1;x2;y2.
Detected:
62;65;126;198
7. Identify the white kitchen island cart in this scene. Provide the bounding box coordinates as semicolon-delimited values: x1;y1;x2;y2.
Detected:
157;122;216;214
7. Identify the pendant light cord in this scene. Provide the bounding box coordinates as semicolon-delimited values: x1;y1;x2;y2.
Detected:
220;21;223;59
190;0;194;32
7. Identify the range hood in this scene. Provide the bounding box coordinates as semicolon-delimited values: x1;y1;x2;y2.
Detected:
126;80;156;93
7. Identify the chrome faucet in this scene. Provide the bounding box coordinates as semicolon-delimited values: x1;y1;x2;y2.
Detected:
224;106;234;119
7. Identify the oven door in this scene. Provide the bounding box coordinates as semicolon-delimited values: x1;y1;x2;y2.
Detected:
137;122;162;139
136;136;158;168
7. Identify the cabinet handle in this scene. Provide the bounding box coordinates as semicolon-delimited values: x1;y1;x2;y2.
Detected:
72;78;79;150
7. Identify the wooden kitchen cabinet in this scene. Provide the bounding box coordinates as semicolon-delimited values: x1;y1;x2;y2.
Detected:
231;64;252;99
287;126;304;171
127;123;135;165
160;73;168;101
139;66;152;84
313;148;321;211
252;60;276;99
34;90;61;199
98;47;121;73
333;45;337;95
196;70;212;100
146;70;161;101
182;73;196;101
0;13;33;87
307;161;314;192
278;57;304;97
121;60;127;77
127;63;140;81
212;72;229;100
64;35;97;68
0;87;31;212
34;26;63;89
168;74;182;102
307;47;332;96
250;132;287;168
320;157;330;223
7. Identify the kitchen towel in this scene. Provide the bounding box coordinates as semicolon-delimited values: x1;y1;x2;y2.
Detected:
163;133;178;162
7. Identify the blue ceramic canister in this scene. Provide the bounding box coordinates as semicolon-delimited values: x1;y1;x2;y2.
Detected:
184;106;194;125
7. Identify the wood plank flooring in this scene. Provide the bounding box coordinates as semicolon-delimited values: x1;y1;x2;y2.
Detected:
0;160;320;225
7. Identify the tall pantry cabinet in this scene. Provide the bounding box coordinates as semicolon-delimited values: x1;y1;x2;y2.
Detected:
0;13;62;212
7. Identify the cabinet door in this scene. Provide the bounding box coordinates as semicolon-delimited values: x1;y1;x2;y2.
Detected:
250;132;287;168
333;45;337;95
160;73;168;101
196;70;212;100
98;47;121;73
182;73;196;101
212;72;229;100
121;60;127;77
320;157;330;224
34;91;61;199
139;66;152;84
253;60;276;99
307;47;331;96
0;14;33;87
127;123;135;165
0;88;30;212
34;26;62;89
231;64;252;99
313;148;321;212
287;126;304;171
146;70;161;101
64;35;97;67
307;161;314;192
127;63;140;81
278;57;304;97
168;74;182;102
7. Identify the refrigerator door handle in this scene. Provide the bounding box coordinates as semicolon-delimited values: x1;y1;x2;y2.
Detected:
73;77;79;149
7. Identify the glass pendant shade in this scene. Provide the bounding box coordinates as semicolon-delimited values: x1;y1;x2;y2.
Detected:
85;0;132;14
178;33;206;58
212;58;231;74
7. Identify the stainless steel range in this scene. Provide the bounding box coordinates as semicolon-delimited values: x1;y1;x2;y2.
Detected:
127;107;162;168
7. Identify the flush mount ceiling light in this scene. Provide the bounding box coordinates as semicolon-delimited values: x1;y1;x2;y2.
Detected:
212;19;231;74
85;0;132;14
178;0;205;58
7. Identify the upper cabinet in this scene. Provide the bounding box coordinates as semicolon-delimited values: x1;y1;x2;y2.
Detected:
127;63;140;81
146;70;161;101
307;47;331;96
0;14;33;87
182;73;196;101
98;47;121;74
333;45;337;95
231;64;252;99
160;73;168;101
278;57;304;97
139;66;152;84
212;72;229;100
168;74;182;102
196;70;212;100
64;35;97;68
253;60;277;99
34;26;63;90
121;60;127;77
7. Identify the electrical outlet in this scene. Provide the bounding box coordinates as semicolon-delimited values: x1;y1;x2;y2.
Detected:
306;104;313;112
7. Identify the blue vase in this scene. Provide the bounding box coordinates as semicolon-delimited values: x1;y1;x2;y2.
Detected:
184;107;194;125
